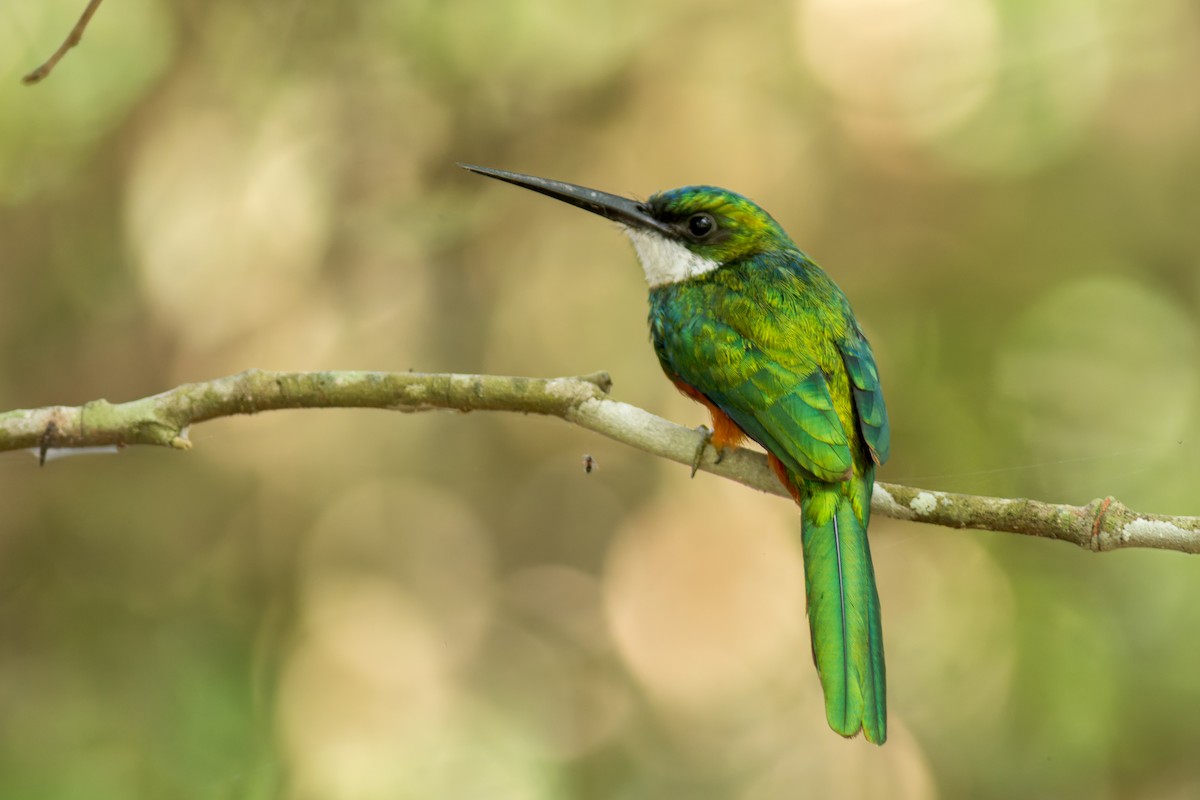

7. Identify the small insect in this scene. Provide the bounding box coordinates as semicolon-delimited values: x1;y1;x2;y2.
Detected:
582;454;596;474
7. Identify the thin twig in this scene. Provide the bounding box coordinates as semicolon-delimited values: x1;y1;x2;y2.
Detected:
22;0;106;85
1;369;1197;554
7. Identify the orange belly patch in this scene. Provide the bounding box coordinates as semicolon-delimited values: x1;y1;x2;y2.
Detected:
670;378;747;450
768;453;803;504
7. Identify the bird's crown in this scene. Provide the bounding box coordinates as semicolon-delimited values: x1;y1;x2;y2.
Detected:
644;186;794;263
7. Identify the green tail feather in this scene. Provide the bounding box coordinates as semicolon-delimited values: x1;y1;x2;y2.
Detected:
800;469;886;744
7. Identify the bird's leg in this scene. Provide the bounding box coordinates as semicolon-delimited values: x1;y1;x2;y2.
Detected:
671;381;746;477
690;425;713;478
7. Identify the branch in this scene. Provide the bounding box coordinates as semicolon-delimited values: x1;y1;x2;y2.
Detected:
2;369;1196;554
22;0;105;85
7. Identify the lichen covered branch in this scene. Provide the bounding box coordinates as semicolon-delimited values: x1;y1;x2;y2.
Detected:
2;369;1196;554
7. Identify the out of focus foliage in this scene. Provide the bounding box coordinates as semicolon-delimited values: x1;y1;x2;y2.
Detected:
1;1;1198;798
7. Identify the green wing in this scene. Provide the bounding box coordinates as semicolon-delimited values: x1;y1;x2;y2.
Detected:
838;318;890;465
705;351;853;483
649;279;856;484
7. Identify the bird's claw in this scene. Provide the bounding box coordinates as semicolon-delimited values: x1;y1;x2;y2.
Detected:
690;425;713;478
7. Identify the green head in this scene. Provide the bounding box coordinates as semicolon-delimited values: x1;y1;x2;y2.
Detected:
460;165;796;288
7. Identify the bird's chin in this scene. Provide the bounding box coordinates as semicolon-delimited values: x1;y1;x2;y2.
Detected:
622;227;720;289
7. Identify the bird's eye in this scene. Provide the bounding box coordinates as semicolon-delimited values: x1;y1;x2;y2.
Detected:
687;213;716;239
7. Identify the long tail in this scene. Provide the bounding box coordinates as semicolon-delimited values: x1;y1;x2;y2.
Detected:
800;468;886;744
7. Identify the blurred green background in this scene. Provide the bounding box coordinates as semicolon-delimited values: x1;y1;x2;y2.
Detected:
2;0;1199;797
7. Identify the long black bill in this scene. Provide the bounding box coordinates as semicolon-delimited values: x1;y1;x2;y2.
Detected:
459;164;674;237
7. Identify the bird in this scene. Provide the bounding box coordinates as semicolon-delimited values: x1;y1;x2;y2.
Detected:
461;164;891;744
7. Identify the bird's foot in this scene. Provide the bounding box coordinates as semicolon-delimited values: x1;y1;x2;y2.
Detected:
690;425;714;478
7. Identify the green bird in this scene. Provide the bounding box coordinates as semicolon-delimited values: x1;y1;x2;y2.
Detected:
462;164;891;744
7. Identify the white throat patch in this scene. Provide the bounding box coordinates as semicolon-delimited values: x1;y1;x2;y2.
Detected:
623;228;720;288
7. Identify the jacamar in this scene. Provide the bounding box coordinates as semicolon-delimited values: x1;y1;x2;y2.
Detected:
462;164;891;744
